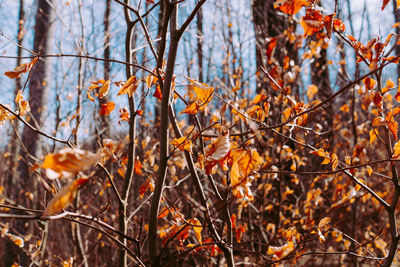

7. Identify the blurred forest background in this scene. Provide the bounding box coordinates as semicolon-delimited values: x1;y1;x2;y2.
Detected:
0;0;400;266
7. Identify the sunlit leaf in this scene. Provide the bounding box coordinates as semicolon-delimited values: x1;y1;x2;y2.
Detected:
44;177;89;215
370;129;378;145
4;57;38;79
307;84;318;100
367;165;373;176
99;101;115;116
118;75;140;97
179;102;200;115
171;136;192;152
274;0;308;15
204;131;230;174
189;218;202;244
42;148;102;179
99;80;110;98
7;233;24;247
364;77;376;90
394;140;400;158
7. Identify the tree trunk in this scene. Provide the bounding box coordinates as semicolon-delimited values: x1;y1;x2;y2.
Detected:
19;0;54;191
252;0;285;94
99;0;111;140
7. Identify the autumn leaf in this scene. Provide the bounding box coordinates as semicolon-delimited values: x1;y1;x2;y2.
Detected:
393;140;400;158
253;94;267;104
134;157;142;175
179;102;200;115
189;218;202;244
274;0;308;15
41;148;102;179
87;91;95;102
364;77;376;90
139;178;154;199
99;80;110;98
267;242;295;260
4;57;38;79
307;84;318;100
230;148;263;201
44;177;89;215
370;129;378;145
118;75;140;97
301;8;324;36
100;101;115;116
171;136;192;152
382;0;390;10
153;85;162;100
0;105;11;125
7;233;24;247
203;131;231;174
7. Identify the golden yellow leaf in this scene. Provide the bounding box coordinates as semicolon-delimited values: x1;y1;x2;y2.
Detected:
307;84;318;100
394;140;400;158
364;77;376;90
386;78;395;89
179;102;200;115
340;104;349;113
367;165;373;176
331;153;338;170
99;80;110;98
318;217;330;229
44;177;89;215
189;218;202;244
7;233;24;247
99;101;115;116
42;148;102;179
194;83;214;105
170;136;192;152
253;94;267;104
18;100;30;116
4;57;38;79
87;91;95;102
118;75;140;97
15;90;23;104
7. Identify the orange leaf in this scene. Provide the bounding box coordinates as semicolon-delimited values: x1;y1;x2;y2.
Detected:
99;80;110;98
100;102;115;116
394;140;400;158
134;158;142;175
170;136;192;152
87;91;95;102
189;218;203;244
4;57;38;79
301;8;324;36
153;84;162;100
235;225;246;243
274;0;308;15
382;0;390;10
41;148;102;179
363;77;376;90
179;102;200;115
253;94;267;104
307;84;318;100
118;75;140;97
44;177;89;215
119;107;129;123
386;78;395;89
204;131;230;174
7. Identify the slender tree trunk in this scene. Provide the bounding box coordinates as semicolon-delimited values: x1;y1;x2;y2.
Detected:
19;0;54;188
100;0;111;140
252;0;285;94
393;0;400;77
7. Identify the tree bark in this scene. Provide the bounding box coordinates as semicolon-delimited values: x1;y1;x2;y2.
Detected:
19;0;54;185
